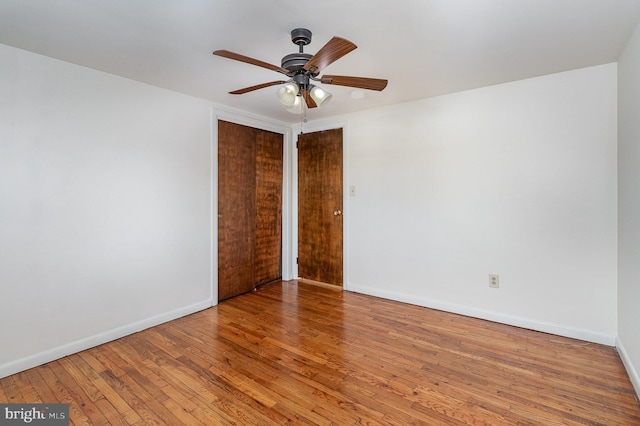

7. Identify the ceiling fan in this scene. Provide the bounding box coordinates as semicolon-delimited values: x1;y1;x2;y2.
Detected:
213;28;388;112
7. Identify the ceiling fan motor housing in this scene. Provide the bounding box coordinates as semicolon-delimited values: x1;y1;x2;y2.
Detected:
281;53;313;74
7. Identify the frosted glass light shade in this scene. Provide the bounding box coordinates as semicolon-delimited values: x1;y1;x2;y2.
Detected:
309;85;332;107
285;96;303;114
277;83;299;106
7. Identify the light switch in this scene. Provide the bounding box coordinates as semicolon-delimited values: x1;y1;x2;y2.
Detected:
349;185;356;196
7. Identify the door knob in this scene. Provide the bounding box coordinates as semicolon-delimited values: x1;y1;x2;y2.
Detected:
333;210;342;216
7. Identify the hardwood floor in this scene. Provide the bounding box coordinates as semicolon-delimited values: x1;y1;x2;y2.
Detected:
1;281;639;425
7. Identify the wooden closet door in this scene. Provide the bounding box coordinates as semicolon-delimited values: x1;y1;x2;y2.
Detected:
298;128;343;286
218;121;256;301
255;130;283;285
218;120;283;301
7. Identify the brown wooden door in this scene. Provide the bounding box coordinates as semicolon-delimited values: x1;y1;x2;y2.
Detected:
218;120;282;301
298;128;343;286
255;130;283;286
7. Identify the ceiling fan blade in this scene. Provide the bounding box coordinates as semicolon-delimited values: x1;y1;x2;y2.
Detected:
321;75;388;91
229;80;287;95
303;37;357;74
301;88;317;108
213;50;290;75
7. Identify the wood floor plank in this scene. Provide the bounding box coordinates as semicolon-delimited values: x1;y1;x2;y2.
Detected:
71;352;142;425
37;360;92;425
11;371;42;403
21;368;55;404
0;376;21;404
50;358;110;425
1;280;639;425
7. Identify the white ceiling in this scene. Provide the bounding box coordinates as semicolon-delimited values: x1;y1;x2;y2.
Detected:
1;0;640;124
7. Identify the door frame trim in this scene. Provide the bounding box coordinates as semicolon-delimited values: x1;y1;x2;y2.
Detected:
292;121;349;289
212;109;293;304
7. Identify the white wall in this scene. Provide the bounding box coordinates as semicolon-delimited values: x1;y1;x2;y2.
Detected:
0;44;214;378
338;64;618;344
618;19;640;396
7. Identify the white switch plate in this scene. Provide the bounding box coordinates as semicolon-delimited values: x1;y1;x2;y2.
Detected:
489;274;499;288
349;185;356;196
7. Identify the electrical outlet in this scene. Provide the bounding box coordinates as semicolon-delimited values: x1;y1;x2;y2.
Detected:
489;274;499;288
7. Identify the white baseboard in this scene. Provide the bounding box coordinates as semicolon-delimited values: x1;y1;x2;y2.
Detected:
346;283;616;346
0;299;213;379
616;337;640;400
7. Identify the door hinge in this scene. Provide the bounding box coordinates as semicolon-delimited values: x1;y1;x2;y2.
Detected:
296;257;299;264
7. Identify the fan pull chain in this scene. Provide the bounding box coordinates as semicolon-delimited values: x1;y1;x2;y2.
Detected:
299;94;307;135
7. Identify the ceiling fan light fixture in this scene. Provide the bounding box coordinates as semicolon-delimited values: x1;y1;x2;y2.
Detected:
285;95;303;114
277;82;299;106
309;85;332;107
214;28;387;112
